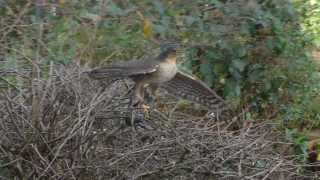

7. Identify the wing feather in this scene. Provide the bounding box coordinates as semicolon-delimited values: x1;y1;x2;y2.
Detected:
161;71;230;112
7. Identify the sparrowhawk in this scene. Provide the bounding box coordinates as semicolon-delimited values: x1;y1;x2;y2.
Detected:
88;44;230;114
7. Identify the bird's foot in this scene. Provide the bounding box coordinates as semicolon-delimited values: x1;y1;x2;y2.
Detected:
145;93;157;109
129;97;152;130
129;94;154;130
131;94;151;118
129;107;153;130
141;104;150;118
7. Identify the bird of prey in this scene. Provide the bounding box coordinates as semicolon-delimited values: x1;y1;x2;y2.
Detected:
88;44;230;115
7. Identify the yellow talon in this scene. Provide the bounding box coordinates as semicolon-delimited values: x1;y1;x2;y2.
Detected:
142;104;150;118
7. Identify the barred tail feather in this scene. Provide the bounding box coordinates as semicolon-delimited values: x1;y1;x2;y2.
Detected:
87;68;129;79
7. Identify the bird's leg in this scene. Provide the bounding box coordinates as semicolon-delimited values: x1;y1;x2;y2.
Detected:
129;83;151;129
131;83;149;113
131;83;144;107
139;84;151;116
145;83;159;109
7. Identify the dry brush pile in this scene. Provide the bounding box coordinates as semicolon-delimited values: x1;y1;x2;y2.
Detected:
0;65;317;180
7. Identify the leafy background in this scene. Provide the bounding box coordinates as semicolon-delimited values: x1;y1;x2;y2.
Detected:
1;0;320;174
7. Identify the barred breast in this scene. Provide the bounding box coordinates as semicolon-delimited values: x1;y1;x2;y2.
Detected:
159;61;178;81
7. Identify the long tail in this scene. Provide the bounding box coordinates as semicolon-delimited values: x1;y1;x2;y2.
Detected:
86;68;128;79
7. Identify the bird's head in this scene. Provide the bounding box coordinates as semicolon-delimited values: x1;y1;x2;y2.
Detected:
158;43;180;61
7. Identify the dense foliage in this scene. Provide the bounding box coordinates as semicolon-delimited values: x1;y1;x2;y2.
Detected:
295;0;320;47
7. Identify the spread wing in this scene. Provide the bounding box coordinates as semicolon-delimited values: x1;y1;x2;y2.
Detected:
88;59;159;79
161;71;230;112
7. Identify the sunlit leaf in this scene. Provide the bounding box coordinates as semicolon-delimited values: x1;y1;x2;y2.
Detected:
231;59;248;72
143;18;153;38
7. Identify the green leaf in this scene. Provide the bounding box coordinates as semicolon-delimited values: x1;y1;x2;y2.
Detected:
224;80;241;97
237;47;247;58
213;63;226;75
153;24;166;34
200;63;214;87
106;1;123;16
153;0;165;15
205;51;223;61
209;0;223;8
231;59;248;72
185;16;196;26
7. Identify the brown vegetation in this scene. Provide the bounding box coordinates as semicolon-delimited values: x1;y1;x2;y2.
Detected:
0;65;317;179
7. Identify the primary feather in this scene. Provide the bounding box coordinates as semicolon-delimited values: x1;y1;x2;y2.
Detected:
161;71;230;112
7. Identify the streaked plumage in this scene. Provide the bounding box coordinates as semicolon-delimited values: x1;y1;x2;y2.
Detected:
161;71;229;112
